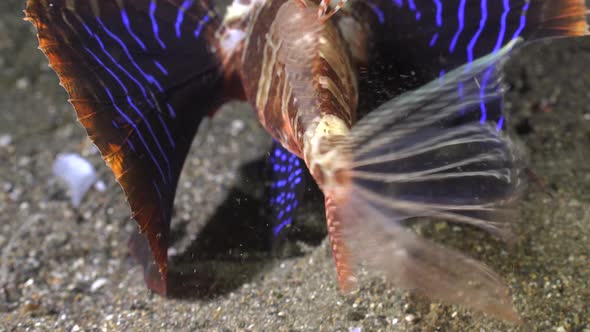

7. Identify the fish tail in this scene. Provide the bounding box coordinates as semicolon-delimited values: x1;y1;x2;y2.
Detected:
325;195;356;292
529;0;590;39
326;40;525;321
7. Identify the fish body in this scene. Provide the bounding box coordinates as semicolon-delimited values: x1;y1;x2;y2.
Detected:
25;0;590;321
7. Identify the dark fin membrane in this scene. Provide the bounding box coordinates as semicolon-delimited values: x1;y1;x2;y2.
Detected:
25;0;229;295
266;141;306;240
334;41;525;321
352;0;590;116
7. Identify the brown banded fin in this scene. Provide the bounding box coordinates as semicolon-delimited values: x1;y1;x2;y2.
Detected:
25;0;232;295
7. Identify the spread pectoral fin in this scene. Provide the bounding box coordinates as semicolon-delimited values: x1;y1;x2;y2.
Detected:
332;41;525;321
26;0;229;295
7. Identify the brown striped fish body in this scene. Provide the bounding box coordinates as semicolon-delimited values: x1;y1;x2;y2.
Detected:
240;0;357;186
239;0;361;289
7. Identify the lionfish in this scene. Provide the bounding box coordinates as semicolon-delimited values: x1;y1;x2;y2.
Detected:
25;0;589;321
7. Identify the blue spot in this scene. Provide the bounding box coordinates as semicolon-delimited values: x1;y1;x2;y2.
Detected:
273;217;293;235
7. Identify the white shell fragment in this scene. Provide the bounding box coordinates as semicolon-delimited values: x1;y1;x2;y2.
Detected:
52;153;99;207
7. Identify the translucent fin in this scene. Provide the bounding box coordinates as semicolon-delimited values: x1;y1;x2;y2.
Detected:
332;41;525;321
266;141;306;237
350;0;590;112
25;0;229;295
340;194;520;322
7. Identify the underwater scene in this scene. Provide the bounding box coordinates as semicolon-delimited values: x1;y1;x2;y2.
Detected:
1;0;589;330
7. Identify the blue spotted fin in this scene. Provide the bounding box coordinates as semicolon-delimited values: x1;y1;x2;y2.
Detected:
335;40;525;321
25;0;234;295
266;141;306;238
352;0;590;114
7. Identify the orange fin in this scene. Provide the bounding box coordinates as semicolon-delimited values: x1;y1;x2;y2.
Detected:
25;0;229;295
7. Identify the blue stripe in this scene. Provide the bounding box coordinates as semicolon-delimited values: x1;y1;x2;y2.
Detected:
467;0;488;65
105;87;167;183
194;14;210;38
176;0;194;38
97;18;165;93
369;2;385;24
126;139;137;153
439;69;446;83
407;0;416;11
433;0;443;27
511;2;530;41
120;9;147;51
430;32;439;46
153;60;169;76
79;25;170;184
496;116;505;131
82;45;128;95
149;0;167;49
493;0;511;53
392;0;403;8
127;96;173;182
478;67;494;124
79;21;155;109
449;0;466;53
152;180;163;201
166;103;177;119
157;113;176;149
112;120;138;153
